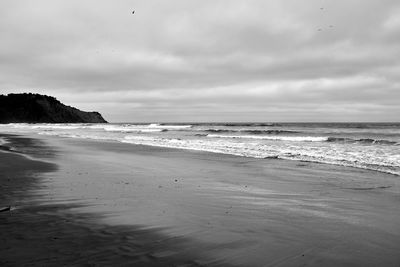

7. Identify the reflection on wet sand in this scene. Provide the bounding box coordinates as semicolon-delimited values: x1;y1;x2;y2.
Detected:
0;134;229;266
1;134;400;266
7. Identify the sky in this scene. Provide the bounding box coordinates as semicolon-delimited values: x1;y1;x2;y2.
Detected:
0;0;399;122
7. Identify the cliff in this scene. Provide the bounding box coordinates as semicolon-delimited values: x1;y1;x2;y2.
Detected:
0;93;107;123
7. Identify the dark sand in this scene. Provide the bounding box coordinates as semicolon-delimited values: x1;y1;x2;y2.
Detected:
0;135;222;266
1;133;400;266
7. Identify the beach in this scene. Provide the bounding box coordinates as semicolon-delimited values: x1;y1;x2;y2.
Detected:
1;133;400;266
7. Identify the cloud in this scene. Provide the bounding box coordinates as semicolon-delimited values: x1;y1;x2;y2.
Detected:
0;0;399;121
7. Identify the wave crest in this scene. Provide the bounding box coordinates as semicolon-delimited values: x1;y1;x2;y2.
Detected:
207;134;328;142
205;129;298;134
327;137;397;145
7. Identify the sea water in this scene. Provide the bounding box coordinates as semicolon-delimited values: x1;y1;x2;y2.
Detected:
1;122;399;175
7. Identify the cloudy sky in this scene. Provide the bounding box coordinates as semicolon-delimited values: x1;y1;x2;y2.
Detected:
1;0;399;122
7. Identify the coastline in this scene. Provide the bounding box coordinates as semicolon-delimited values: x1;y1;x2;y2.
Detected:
1;133;400;266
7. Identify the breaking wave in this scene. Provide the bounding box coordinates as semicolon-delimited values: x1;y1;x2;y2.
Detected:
1;123;399;176
207;134;329;142
327;137;398;145
208;134;398;145
121;135;400;176
205;129;298;134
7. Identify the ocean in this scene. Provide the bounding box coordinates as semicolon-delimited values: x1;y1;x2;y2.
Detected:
1;122;399;176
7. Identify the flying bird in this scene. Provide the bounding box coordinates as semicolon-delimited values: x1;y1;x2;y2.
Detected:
132;10;135;14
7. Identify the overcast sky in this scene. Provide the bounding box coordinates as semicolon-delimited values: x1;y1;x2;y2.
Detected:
1;0;399;122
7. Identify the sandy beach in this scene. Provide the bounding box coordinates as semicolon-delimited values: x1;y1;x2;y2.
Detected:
1;133;400;266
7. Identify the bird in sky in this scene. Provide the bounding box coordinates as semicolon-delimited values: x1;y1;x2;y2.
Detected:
132;10;135;14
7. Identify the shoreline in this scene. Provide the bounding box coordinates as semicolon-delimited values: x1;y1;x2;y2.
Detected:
9;131;400;178
1;133;400;266
2;122;398;176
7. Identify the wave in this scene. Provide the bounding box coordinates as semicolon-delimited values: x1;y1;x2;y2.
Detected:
31;131;400;176
2;123;399;176
327;137;398;145
121;135;399;176
205;129;298;134
219;123;281;127
246;130;298;135
0;137;8;146
1;123;183;133
206;134;398;145
31;125;82;130
102;126;165;133
92;124;186;131
150;123;192;129
207;134;329;142
205;129;232;133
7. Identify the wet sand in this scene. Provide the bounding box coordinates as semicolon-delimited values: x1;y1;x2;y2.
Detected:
1;133;400;266
0;135;224;266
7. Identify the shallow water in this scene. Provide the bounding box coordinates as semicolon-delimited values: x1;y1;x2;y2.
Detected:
1;122;399;175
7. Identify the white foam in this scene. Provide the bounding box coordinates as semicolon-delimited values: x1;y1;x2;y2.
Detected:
101;125;163;132
97;124;191;133
38;131;117;142
31;125;81;130
207;134;328;142
0;137;8;146
1;123;399;176
122;135;400;175
147;124;192;129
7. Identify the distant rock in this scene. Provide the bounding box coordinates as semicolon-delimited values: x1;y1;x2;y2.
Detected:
0;93;107;123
